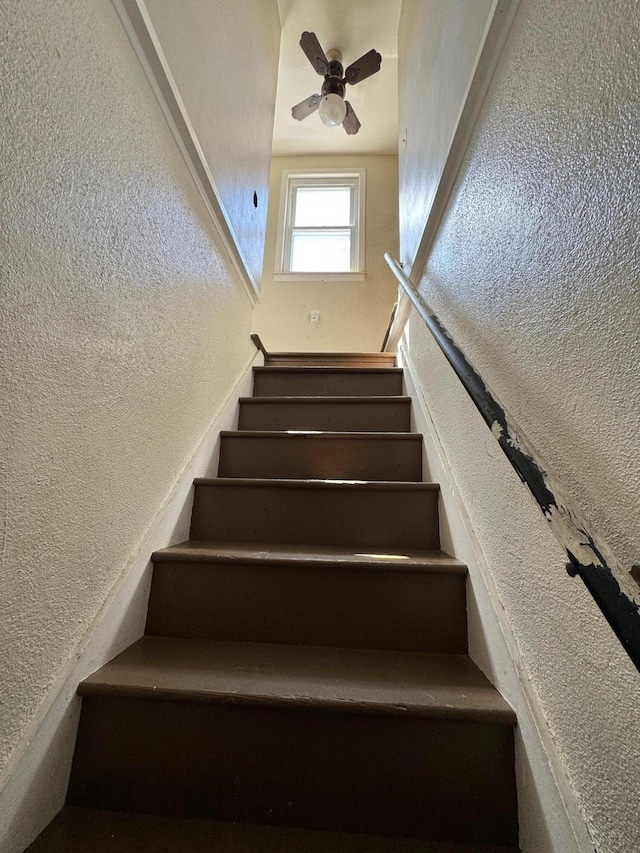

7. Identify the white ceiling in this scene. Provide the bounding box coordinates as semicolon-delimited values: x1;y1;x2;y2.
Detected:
273;0;402;157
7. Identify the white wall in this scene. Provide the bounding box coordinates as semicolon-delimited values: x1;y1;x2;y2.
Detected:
0;0;277;845
252;155;399;352
398;0;495;267
399;1;640;851
144;0;280;286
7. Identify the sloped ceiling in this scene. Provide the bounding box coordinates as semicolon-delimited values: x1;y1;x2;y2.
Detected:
273;0;401;156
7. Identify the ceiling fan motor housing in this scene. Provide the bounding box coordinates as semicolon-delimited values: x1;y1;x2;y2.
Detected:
321;60;345;99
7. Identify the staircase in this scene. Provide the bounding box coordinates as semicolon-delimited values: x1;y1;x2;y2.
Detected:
28;352;519;852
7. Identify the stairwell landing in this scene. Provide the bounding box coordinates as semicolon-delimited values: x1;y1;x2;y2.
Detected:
28;351;519;852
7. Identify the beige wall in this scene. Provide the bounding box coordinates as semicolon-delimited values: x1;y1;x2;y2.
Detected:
400;1;640;851
398;0;494;266
252;155;399;352
144;0;279;287
0;0;276;829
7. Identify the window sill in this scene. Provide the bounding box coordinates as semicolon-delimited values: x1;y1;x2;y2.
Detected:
273;272;366;282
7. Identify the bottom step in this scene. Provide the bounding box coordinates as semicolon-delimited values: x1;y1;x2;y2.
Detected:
27;808;519;852
67;640;516;844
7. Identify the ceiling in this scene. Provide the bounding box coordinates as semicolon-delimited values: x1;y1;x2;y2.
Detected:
272;0;402;157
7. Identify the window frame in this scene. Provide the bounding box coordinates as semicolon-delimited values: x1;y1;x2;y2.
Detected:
274;168;366;281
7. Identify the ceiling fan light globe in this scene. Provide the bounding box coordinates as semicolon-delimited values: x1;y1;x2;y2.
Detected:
318;93;347;127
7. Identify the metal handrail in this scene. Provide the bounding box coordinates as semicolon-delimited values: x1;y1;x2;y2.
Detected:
384;252;640;672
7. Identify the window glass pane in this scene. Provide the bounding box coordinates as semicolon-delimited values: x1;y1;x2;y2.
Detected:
291;232;351;272
293;186;351;227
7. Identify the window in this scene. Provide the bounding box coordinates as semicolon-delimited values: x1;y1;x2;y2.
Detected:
275;169;366;281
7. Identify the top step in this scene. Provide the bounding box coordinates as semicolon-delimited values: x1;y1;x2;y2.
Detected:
264;352;397;368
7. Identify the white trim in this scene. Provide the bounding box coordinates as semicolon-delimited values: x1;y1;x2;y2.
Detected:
383;286;412;353
0;351;262;853
401;344;593;853
405;0;520;281
275;168;366;277
273;272;366;282
112;0;260;305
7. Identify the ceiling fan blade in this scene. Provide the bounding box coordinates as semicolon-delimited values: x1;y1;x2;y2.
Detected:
344;48;382;85
343;101;361;135
291;93;322;121
300;31;329;76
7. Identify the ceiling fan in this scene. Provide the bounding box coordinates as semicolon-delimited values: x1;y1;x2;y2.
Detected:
291;31;382;135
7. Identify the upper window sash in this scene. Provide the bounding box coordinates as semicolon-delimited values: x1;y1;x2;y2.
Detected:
290;183;355;228
275;169;366;276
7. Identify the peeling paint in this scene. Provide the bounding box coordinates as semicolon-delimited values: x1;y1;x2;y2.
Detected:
386;254;640;672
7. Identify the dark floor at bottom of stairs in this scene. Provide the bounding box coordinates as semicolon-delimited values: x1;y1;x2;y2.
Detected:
28;807;520;852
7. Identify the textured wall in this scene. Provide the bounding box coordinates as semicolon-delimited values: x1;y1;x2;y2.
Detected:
400;0;640;850
144;0;280;286
252;155;399;352
0;0;272;789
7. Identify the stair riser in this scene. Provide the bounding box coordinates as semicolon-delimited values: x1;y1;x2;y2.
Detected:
190;483;439;550
69;697;517;845
218;434;422;481
146;562;467;653
252;371;403;397
238;400;411;432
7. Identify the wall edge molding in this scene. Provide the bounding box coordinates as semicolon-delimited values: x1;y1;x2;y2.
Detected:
401;342;595;853
112;0;260;306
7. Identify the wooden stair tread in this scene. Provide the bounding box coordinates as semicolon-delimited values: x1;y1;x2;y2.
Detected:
79;637;515;725
221;429;423;440
266;352;396;357
153;540;467;574
27;808;519;852
193;477;438;491
254;366;403;374
240;395;411;404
